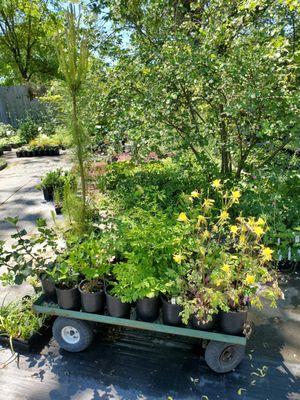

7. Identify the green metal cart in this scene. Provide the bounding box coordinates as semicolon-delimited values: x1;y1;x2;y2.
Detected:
33;295;247;373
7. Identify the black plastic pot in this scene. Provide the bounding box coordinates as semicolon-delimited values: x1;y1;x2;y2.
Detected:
136;297;160;322
220;310;247;335
40;275;57;302
42;187;54;202
105;290;130;318
55;204;62;215
191;314;218;331
79;280;105;313
162;298;183;326
55;285;81;310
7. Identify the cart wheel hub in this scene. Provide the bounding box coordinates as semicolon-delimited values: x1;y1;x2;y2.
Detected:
61;326;80;344
220;346;234;363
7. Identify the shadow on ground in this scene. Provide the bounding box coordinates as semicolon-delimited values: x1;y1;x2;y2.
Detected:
23;324;299;400
23;274;300;400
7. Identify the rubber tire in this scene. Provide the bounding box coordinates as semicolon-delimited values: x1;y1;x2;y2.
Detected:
53;317;94;352
205;341;245;373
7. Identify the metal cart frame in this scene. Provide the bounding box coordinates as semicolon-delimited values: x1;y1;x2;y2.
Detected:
33;295;247;373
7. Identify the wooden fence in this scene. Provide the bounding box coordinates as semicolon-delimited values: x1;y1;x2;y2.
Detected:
0;85;39;127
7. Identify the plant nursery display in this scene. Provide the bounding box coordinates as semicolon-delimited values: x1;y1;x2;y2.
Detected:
0;0;298;381
1;183;283;337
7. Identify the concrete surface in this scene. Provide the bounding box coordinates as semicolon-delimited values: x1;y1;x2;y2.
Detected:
0;150;70;241
0;150;70;304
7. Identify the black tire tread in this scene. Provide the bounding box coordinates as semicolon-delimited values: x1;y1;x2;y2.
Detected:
52;317;94;352
205;341;245;373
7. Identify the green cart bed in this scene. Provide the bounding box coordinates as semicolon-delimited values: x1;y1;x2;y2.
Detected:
33;294;247;373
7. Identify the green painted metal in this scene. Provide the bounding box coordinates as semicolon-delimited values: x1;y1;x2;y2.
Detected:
33;296;246;346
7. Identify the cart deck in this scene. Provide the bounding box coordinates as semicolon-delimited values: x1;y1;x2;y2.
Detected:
33;295;246;346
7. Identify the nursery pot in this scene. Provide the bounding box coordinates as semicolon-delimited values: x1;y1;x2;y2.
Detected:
55;285;80;310
105;289;130;318
191;314;218;331
55;204;62;215
42;187;54;202
136;297;160;322
40;275;57;302
79;280;105;314
162;297;183;326
220;310;247;335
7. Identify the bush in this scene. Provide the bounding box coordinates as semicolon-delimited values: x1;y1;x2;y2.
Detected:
0;122;15;138
98;155;209;212
18;117;39;143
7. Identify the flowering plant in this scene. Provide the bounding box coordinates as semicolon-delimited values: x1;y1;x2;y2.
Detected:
173;181;283;324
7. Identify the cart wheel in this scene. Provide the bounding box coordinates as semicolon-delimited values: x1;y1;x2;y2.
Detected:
205;341;245;373
53;317;94;352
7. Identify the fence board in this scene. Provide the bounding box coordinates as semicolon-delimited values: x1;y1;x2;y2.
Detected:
0;85;39;127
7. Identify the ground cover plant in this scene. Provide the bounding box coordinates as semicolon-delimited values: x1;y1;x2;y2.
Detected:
0;296;47;342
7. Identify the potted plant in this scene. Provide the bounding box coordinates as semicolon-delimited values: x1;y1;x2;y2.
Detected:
110;211;179;322
174;183;283;334
37;169;64;202
50;262;80;310
0;296;49;353
105;284;131;318
160;267;186;326
0;217;62;302
67;238;110;313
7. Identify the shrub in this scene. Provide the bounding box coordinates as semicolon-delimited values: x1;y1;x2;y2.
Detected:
18;116;39;143
98;155;209;212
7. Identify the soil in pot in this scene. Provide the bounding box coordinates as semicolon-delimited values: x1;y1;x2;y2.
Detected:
42;187;54;202
191;313;219;331
136;297;160;322
79;280;105;314
162;297;183;326
40;275;57;302
55;284;81;310
105;288;130;318
220;310;247;335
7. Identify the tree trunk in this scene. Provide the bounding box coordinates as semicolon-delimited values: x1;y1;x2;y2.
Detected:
72;93;86;214
219;105;231;176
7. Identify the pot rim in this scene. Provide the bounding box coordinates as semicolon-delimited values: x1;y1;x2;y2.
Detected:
161;295;181;306
55;283;78;292
79;279;104;295
221;309;248;315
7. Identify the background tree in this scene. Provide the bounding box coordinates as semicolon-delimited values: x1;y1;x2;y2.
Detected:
0;0;59;84
94;0;300;177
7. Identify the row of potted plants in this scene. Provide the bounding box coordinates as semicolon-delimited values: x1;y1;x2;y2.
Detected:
37;169;75;201
16;145;60;157
0;184;283;336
